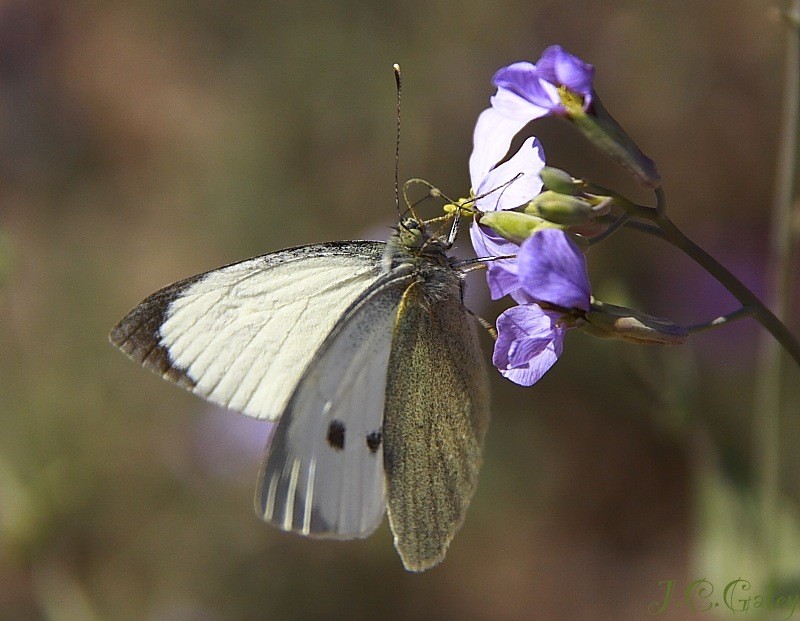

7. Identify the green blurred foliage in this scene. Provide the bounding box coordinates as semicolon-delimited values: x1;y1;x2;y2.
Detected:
0;1;797;619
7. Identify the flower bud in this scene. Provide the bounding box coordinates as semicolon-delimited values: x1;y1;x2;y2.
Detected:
478;211;556;244
583;300;688;345
524;191;593;226
539;167;581;195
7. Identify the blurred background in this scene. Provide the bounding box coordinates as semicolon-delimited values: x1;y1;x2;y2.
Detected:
1;1;799;619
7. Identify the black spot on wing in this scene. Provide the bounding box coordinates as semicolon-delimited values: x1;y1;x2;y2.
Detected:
366;431;382;454
327;419;346;451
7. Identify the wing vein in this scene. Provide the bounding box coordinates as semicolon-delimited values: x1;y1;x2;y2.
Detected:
303;457;316;536
264;472;279;521
284;458;302;531
235;298;311;414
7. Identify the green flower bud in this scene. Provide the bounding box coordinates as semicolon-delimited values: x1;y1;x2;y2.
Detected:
539;167;581;195
478;211;557;245
583;300;688;345
524;191;593;226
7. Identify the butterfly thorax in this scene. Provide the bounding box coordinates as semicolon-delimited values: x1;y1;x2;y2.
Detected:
382;217;462;304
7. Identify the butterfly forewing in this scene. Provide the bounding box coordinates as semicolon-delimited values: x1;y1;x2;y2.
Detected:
256;274;412;538
383;284;490;572
110;242;386;421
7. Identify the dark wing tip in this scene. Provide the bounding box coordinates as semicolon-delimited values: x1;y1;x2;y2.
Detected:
109;278;199;389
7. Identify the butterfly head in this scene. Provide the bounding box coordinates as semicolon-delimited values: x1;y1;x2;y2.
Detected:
397;217;426;250
397;216;452;257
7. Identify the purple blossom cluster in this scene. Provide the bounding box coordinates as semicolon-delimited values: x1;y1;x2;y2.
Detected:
469;46;595;386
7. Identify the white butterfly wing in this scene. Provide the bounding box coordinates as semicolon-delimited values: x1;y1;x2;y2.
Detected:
257;275;410;538
110;242;386;421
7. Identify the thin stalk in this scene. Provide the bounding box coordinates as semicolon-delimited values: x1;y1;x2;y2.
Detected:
686;306;754;334
596;215;668;241
753;0;800;580
587;213;632;246
623;189;800;366
589;188;800;357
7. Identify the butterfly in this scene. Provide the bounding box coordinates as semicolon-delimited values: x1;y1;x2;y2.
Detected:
110;209;490;572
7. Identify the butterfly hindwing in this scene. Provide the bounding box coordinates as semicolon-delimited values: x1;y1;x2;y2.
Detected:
382;283;490;572
110;242;386;421
256;274;412;539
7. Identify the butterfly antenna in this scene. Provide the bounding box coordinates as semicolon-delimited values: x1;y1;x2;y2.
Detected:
393;63;404;224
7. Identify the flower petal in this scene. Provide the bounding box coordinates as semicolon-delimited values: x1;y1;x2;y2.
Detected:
490;79;552;121
469;221;520;300
486;263;520;301
535;45;595;105
517;229;591;311
470;221;519;258
493;305;565;386
470;107;537;187
475;137;545;213
493;63;555;111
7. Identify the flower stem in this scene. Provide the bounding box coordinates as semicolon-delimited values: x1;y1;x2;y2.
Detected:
686;306;754;334
752;0;800;581
597;214;667;241
624;190;800;367
587;183;800;362
587;213;632;246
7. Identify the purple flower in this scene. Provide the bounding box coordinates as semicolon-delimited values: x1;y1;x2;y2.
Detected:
467;46;594;299
476;44;661;189
469;136;546;299
493;305;565;386
514;227;591;311
493;45;594;115
467;47;596;386
492;229;591;386
469;46;594;185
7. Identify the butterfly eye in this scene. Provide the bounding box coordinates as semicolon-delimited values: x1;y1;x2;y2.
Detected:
399;218;425;249
400;218;421;232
